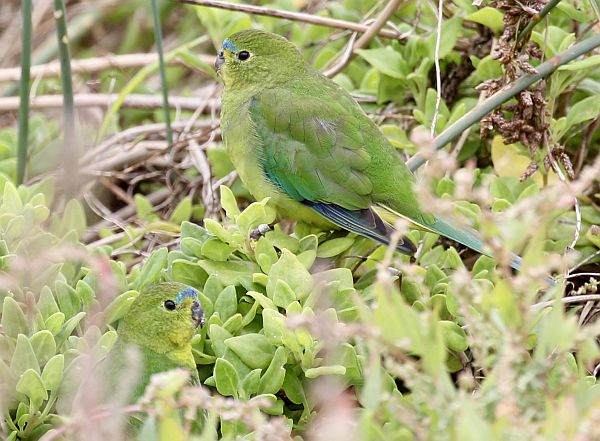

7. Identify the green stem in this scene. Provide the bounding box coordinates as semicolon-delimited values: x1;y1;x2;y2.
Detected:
407;32;600;171
517;0;562;43
150;0;173;145
16;0;32;185
53;0;78;197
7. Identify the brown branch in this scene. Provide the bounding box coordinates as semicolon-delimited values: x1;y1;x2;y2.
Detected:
0;53;214;82
0;93;219;111
178;0;405;39
2;92;375;112
323;0;405;77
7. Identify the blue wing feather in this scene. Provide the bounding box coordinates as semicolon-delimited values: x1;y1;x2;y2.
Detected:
302;201;417;255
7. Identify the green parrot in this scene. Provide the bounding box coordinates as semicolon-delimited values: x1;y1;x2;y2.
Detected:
216;29;550;281
109;282;204;398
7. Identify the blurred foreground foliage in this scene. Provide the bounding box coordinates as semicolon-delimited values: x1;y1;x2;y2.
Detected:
1;0;600;440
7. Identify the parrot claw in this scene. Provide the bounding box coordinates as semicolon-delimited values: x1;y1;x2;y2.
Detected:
249;223;272;240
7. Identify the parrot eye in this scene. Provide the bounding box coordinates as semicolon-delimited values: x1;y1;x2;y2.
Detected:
164;300;176;311
237;51;250;61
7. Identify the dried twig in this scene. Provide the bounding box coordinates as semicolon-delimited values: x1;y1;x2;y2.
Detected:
0;53;214;82
0;93;219;111
547;146;581;251
323;0;405;77
408;32;600;171
532;294;600;310
430;0;443;137
178;0;405;39
516;0;563;43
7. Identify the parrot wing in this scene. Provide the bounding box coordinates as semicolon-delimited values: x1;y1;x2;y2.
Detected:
249;87;416;255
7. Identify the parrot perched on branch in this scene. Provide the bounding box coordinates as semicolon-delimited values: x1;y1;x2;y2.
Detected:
215;29;552;282
110;282;204;398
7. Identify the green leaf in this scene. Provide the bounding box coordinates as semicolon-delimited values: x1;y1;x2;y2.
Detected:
180;237;204;258
61;199;87;239
465;7;504;33
134;194;157;221
54;280;79;321
76;280;96;310
236;198;277;232
104;290;138;324
55;312;86;346
220;185;240;218
181;221;209;242
214;286;238;322
267;249;313;301
201;238;235;261
16;369;47;409
2;296;28;338
36;287;59;320
136;247;168;290
170;259;209;289
555;2;590;23
10;334;39;375
169;196;193;224
282;372;306;405
258;346;287;395
317;237;355;258
208;324;233;358
271;279;297;309
240;368;262;399
485;279;521;329
2;181;22;211
197;260;259;288
439;321;468;352
355;47;408;79
255;237;278;273
29;330;56;366
360;358;383;409
304;365;346;378
225;333;276;370
45;312;65;335
565;95;600;132
214;358;239;398
559;54;600;71
425;16;462;58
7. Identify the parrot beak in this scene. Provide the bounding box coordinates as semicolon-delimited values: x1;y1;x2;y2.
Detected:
215;51;225;73
191;300;204;328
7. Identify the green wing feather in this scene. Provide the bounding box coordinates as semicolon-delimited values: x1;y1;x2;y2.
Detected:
250;87;373;209
248;84;417;254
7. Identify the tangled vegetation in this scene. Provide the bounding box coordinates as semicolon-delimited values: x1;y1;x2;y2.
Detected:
1;0;600;440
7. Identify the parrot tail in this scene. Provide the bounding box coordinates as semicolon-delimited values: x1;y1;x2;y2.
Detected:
377;204;556;287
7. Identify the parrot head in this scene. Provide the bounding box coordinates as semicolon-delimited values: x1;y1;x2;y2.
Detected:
121;282;205;352
215;29;305;88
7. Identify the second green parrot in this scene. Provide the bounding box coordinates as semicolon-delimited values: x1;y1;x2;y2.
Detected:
216;29;550;280
109;282;204;399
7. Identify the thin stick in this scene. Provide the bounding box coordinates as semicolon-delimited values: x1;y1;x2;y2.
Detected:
532;294;600;310
53;0;78;198
323;0;404;77
407;32;600;171
150;0;173;145
0;93;220;111
430;0;443;137
16;0;32;185
178;0;403;39
547;147;581;250
0;53;214;82
516;0;563;43
570;249;600;273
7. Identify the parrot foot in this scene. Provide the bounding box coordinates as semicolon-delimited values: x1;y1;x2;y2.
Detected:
249;223;272;240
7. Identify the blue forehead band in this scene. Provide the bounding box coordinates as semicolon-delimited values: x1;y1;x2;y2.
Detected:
222;39;238;52
175;287;198;304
